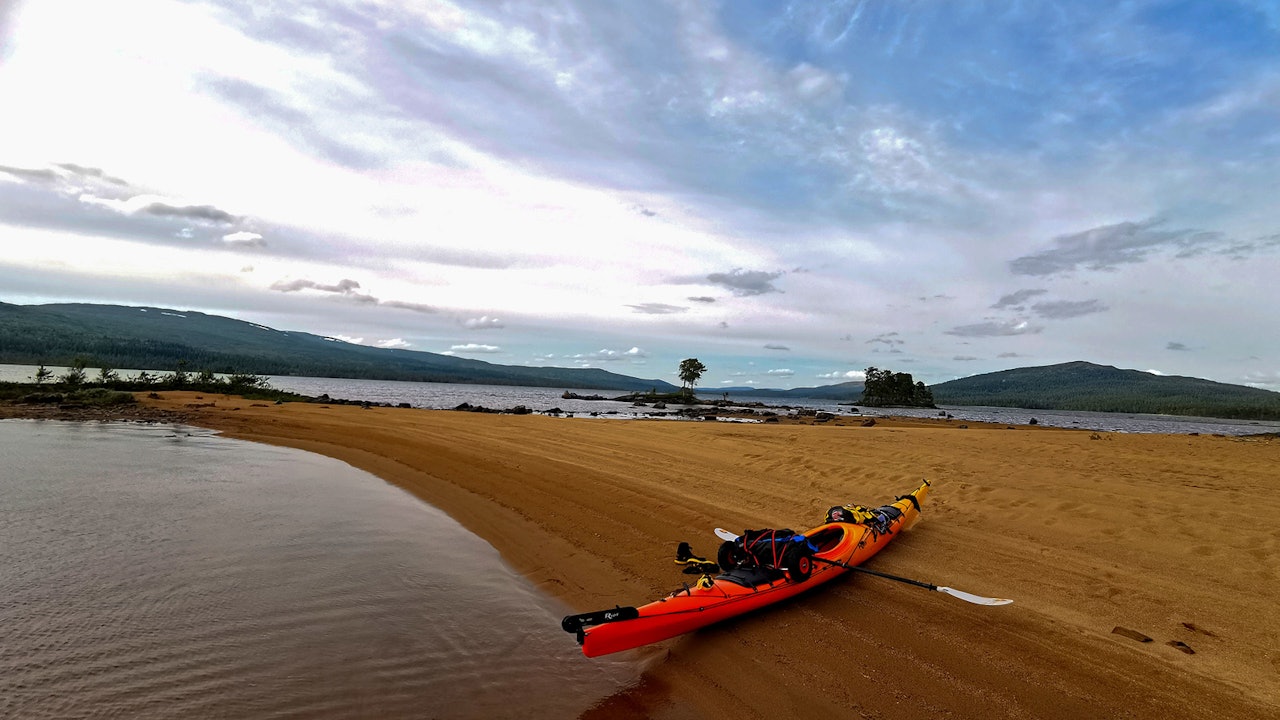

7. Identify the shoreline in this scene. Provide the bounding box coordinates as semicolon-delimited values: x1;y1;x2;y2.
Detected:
4;393;1277;718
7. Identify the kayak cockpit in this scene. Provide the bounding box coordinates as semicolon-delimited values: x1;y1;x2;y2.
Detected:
805;525;849;554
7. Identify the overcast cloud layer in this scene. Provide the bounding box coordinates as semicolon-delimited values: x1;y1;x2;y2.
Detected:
2;1;1278;390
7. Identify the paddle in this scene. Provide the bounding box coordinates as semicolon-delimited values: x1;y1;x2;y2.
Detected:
714;528;1012;606
561;605;640;638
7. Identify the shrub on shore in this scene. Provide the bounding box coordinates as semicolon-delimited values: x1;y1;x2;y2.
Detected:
1;367;310;404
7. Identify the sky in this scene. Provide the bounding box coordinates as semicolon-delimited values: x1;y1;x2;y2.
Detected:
1;0;1278;391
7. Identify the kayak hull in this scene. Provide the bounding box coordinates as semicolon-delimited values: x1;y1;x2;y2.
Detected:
579;482;928;657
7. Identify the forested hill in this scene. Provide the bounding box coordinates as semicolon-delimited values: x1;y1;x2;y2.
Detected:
719;381;865;401
0;302;680;392
932;361;1280;420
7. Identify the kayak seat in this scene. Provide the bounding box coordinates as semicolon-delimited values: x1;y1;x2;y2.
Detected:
717;565;783;588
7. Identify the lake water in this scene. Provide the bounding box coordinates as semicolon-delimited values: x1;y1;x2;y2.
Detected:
0;420;637;719
3;363;1278;435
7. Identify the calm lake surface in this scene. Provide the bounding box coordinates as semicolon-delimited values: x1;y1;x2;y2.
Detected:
0;420;637;719
3;363;1278;435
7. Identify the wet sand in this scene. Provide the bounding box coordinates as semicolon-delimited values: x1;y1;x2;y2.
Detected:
19;393;1278;718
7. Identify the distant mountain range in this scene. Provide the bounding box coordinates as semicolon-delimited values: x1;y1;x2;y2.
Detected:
3;302;1278;420
931;361;1280;420
719;382;865;401
0;302;679;392
724;364;1280;421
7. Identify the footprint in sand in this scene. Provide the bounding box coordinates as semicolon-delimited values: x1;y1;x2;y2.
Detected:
1111;626;1153;643
1180;622;1217;637
1112;626;1200;655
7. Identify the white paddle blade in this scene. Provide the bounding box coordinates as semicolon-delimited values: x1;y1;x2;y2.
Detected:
937;587;1013;606
714;528;740;542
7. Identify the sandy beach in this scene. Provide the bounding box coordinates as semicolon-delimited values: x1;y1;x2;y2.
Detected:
14;393;1277;718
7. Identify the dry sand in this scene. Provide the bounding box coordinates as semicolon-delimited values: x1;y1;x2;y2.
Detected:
39;393;1280;718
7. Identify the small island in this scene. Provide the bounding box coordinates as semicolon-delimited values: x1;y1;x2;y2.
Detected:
852;366;936;409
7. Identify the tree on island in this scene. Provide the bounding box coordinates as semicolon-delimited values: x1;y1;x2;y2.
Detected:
860;366;936;408
678;358;707;399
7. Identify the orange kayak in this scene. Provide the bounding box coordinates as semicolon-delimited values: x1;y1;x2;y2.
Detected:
563;481;930;657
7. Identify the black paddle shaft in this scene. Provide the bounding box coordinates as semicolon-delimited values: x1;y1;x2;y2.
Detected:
812;556;939;591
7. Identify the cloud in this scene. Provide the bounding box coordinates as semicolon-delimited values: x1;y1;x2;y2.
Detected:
198;74;387;170
330;334;362;344
953;355;979;361
1217;233;1280;260
270;277;436;314
706;268;784;296
222;231;265;247
1031;299;1108;319
449;343;502;354
867;332;903;346
377;338;411;349
945;319;1043;337
2;160;135;193
1166;341;1189;351
0;163;283;256
1242;369;1280;390
140;201;238;223
764;343;790;351
464;315;504;329
787;62;844;102
687;296;716;303
55;163;129;185
627;303;688;314
78;193;239;224
1010;219;1232;276
571;347;648;362
766;368;794;377
817;370;865;380
0;164;59;183
991;289;1047;309
381;299;438;314
272;278;363;294
997;352;1023;358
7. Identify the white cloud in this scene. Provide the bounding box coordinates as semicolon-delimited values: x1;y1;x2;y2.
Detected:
377;338;411;348
817;370;865;380
567;347;649;362
449;343;502;354
222;231;264;246
464;315;504;330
